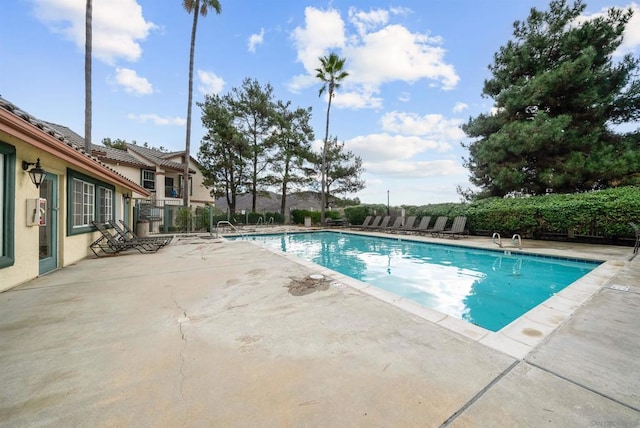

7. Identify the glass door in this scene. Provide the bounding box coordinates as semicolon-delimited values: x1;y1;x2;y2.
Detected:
39;173;58;275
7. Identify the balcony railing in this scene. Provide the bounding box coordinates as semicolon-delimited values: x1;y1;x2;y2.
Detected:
165;186;181;198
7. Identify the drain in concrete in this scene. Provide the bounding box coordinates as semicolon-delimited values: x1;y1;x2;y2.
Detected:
286;274;331;296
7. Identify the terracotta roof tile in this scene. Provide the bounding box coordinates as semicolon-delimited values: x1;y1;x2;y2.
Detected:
0;96;145;189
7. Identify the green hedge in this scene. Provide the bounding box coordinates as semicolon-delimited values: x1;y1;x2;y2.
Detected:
343;205;371;226
406;187;640;239
465;187;640;238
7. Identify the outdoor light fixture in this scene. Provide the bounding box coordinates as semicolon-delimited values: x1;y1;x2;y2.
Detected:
22;158;47;189
122;193;131;202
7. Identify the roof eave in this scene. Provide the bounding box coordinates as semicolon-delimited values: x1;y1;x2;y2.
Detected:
0;109;150;197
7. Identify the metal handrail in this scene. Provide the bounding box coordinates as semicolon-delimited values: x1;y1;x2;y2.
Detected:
492;232;502;247
215;220;244;238
493;232;523;249
511;234;522;249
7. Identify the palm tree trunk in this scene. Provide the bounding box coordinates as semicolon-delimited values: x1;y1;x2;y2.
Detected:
183;0;200;208
321;91;332;224
84;0;92;153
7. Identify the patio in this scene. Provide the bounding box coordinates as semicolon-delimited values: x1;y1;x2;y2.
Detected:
0;233;638;426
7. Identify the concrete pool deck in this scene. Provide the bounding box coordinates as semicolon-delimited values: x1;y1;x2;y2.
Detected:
0;230;638;426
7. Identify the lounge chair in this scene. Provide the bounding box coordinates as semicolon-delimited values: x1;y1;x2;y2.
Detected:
119;220;173;246
408;216;431;234
354;216;372;229
325;218;348;227
366;216;391;230
437;216;468;239
109;220;171;247
420;216;448;236
384;217;404;232
361;215;381;230
391;216;416;234
90;221;161;257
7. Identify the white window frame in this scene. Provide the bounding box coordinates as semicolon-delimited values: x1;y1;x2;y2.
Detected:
72;178;95;227
142;170;155;190
98;188;113;222
67;169;115;235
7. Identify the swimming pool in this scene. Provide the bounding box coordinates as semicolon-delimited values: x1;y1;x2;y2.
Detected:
231;231;599;332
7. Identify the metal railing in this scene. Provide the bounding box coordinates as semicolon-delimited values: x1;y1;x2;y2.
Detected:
492;232;523;249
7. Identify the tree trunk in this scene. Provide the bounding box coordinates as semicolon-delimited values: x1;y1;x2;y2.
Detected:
252;155;258;211
184;0;200;207
281;161;290;218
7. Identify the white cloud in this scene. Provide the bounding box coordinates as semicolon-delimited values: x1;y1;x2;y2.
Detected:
453;102;468;113
345;24;454;87
381;111;465;140
348;7;389;36
127;113;185;126
287;74;318;93
330;89;383;109
31;0;156;65
248;28;265;53
398;92;411;102
346;133;445;162
364;159;467;177
114;67;153;95
197;70;225;95
289;6;459;109
291;7;346;73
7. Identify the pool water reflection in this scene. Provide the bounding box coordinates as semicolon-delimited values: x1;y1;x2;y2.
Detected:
236;232;599;331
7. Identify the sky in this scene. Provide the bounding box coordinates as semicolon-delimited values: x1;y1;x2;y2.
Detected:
2;0;639;206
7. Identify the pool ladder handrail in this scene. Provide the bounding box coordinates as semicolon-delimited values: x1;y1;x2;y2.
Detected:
492;232;523;249
255;217;274;227
215;220;248;238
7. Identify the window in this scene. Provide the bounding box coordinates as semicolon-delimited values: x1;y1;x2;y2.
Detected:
0;142;16;269
72;178;94;227
67;169;114;235
142;170;155;190
0;145;15;266
98;187;113;222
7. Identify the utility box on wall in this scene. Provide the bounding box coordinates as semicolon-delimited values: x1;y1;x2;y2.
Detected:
26;198;47;226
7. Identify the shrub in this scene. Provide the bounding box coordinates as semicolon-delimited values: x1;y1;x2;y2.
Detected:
344;205;371;225
290;209;318;225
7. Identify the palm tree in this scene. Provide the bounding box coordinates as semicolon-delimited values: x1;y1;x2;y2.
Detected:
182;0;221;207
315;52;348;224
84;0;92;153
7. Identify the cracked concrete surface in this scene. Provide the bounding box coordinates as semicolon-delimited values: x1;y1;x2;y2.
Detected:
0;234;638;427
174;298;188;404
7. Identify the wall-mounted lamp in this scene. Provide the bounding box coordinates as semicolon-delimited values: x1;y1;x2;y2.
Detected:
22;158;47;189
122;193;131;202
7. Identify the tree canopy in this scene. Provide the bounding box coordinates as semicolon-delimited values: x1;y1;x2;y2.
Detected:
197;80;317;215
323;137;365;207
462;0;640;198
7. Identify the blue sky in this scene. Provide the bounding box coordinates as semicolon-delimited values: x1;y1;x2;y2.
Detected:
2;0;639;205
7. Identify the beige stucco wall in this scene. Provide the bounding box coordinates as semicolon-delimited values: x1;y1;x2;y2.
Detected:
1;137;134;292
189;162;213;207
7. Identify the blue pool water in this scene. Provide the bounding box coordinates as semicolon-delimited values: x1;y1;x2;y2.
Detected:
232;232;599;331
